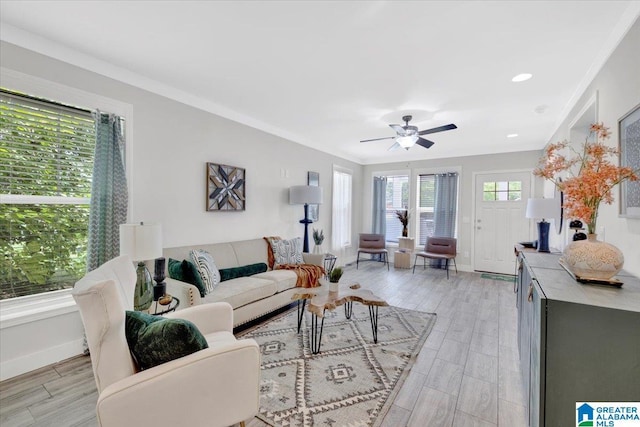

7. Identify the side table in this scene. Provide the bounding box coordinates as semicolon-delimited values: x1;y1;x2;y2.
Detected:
323;254;337;279
149;296;180;316
394;251;412;269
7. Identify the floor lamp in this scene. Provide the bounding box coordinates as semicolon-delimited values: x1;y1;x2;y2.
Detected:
119;222;162;311
289;185;323;253
525;198;556;253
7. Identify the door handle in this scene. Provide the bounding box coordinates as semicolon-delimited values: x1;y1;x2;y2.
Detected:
527;282;534;302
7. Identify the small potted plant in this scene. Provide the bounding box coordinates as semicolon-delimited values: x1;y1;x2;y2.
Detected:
395;210;409;237
312;228;325;254
329;266;343;291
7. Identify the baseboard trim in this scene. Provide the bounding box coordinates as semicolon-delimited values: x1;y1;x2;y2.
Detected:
0;338;85;381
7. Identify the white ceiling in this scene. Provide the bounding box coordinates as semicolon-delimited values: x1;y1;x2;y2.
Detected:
1;1;639;164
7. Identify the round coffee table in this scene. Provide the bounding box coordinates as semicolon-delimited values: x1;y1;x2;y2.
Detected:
291;282;388;354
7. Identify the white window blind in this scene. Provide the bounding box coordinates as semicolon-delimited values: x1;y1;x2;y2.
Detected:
0;89;96;299
331;169;352;250
385;175;408;243
417;174;436;246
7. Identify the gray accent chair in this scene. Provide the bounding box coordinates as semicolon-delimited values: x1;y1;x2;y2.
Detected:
413;236;458;279
356;233;389;270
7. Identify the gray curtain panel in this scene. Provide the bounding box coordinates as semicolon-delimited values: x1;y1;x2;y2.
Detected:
86;112;128;271
432;172;458;267
371;176;387;261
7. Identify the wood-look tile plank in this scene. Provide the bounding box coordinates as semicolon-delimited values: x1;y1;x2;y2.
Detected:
424;330;446;350
30;391;98;427
413;347;438;376
394;371;427;410
0;367;59;399
0;385;50;416
470;332;499;357
456;375;498;424
407;386;457;427
464;351;498;384
498;399;527;427
498;367;525;405
425;358;465;396
379;404;411;427
0;407;35;427
452;410;496;427
436;339;470;366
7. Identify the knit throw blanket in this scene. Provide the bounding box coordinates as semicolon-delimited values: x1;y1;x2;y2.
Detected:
276;263;324;288
264;236;324;288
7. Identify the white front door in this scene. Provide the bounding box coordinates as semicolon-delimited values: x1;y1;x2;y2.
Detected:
474;171;531;274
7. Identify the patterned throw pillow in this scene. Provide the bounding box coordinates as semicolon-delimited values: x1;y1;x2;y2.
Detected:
188;249;221;293
270;237;303;267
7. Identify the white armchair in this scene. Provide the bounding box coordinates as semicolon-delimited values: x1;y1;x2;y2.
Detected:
72;255;260;427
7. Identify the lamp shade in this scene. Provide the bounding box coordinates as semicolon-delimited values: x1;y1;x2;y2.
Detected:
119;222;162;261
525;198;556;220
289;185;323;205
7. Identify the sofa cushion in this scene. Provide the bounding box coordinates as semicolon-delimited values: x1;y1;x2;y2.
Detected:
189;249;221;293
203;276;277;309
219;263;268;282
254;270;298;292
270;237;303;267
124;310;208;371
168;258;207;297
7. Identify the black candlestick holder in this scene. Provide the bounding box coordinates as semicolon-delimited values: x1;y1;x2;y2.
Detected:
153;257;166;301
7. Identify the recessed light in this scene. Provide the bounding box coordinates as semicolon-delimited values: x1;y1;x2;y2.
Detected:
512;73;533;82
507;133;519;138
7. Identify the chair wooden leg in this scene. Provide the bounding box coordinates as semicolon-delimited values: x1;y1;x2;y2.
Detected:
453;258;458;274
385;252;389;270
356;252;360;269
412;255;418;273
445;259;450;279
239;422;246;427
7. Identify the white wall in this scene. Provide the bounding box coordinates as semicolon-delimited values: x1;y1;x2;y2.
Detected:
0;41;363;379
544;18;640;277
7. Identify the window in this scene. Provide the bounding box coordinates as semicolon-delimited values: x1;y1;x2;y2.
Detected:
417;174;436;245
384;175;408;243
483;181;522;201
416;173;459;246
1;89;95;300
331;168;352;251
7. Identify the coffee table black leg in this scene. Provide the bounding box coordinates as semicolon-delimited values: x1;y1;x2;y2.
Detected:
368;305;379;344
310;310;325;354
344;301;353;319
297;299;307;333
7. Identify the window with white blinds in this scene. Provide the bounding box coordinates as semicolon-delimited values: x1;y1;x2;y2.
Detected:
385;175;408;243
0;89;96;299
417;174;436;246
331;168;352;250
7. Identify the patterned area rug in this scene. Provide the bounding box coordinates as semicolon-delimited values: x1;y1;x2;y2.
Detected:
239;304;436;426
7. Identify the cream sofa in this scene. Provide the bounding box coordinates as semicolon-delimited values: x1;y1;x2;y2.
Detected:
164;238;323;327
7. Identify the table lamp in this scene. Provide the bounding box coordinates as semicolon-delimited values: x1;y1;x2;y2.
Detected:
119;222;162;311
525;198;556;253
289;185;323;253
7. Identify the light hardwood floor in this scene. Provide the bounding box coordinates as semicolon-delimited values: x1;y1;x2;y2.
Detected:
0;261;527;427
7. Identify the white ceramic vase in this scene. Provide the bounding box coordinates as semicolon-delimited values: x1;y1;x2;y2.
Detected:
313;244;324;255
562;234;624;280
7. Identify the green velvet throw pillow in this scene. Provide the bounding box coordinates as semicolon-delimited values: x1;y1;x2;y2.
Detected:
219;262;268;282
168;258;207;297
125;310;208;370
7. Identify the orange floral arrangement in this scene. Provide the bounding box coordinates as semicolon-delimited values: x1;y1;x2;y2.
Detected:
534;123;638;235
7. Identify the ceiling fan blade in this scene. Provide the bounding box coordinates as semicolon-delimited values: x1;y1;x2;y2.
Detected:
416;137;435;149
418;123;457;136
389;124;406;135
388;142;401;151
360;136;395;143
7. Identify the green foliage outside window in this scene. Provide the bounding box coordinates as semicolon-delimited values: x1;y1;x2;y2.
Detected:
0;90;95;299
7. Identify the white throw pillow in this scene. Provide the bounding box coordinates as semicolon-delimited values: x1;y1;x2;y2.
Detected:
188;249;220;293
270;238;303;267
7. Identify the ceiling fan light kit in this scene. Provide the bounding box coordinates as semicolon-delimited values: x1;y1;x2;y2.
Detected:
360;114;457;151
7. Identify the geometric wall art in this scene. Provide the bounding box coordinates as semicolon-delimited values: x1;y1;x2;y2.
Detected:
206;162;246;211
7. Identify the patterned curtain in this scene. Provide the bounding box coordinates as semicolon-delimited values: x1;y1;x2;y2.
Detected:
86;112;128;271
432;172;458;267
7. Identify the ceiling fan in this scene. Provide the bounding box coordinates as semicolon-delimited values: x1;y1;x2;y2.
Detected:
360;115;457;151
